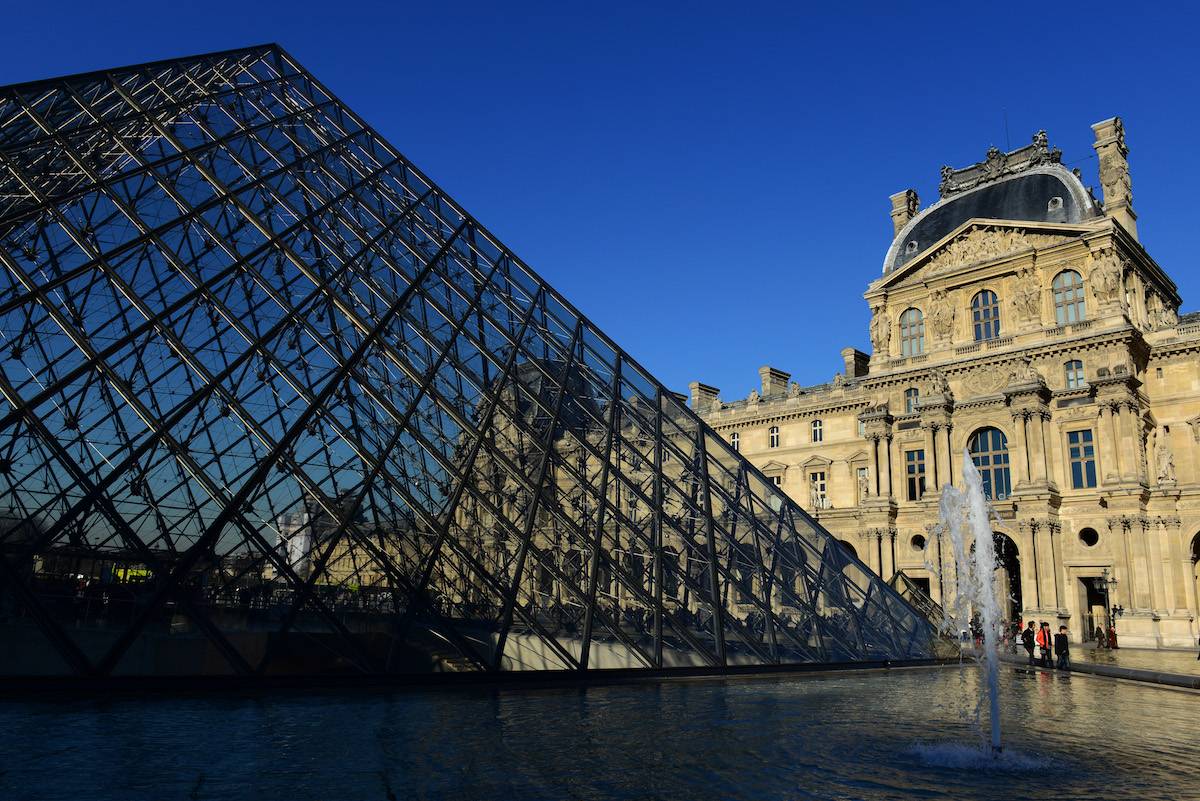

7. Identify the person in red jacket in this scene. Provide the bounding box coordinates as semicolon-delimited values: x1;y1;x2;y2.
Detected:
1036;621;1052;667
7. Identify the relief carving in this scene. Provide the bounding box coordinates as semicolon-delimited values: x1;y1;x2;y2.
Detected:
923;226;1062;277
1089;248;1125;307
962;365;1007;397
1012;267;1042;325
928;290;955;341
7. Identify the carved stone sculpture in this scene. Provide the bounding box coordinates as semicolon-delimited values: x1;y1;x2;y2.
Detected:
747;389;759;404
1012;268;1042;324
928;369;952;398
1090;248;1124;306
858;470;870;500
870;306;891;357
1007;356;1043;386
1156;430;1176;484
788;381;801;398
810;479;822;510
928;290;955;341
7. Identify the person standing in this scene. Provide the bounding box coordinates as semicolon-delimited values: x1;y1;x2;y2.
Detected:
1021;620;1036;666
1054;625;1071;670
1036;621;1052;667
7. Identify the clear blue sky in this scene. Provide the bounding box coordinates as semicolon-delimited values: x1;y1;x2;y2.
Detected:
4;2;1198;399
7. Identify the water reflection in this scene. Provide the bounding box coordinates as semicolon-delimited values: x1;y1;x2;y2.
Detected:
1;667;1197;801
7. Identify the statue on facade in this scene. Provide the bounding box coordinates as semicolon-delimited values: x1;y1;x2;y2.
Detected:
1156;430;1176;484
928;368;951;398
747;389;759;404
809;478;823;510
869;305;891;357
1090;249;1124;306
788;381;802;398
928;290;955;341
857;470;870;501
1013;268;1042;323
832;371;845;388
1008;356;1042;385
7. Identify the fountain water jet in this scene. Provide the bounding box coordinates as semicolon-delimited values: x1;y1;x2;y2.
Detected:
933;449;1003;756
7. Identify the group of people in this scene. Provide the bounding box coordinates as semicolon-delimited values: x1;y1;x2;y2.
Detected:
1019;620;1071;670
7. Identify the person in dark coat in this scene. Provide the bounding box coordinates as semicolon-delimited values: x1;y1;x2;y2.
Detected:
1054;625;1071;670
1021;620;1036;665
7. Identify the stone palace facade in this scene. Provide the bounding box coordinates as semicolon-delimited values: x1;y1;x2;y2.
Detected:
690;119;1200;648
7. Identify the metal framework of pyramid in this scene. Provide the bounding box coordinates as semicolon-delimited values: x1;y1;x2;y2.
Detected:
0;45;932;678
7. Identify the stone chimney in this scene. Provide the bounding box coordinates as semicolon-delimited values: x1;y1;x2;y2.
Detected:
688;381;720;412
841;347;870;378
889;189;919;236
758;366;791;398
1092;117;1137;239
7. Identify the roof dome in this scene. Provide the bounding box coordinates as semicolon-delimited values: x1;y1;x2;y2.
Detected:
884;135;1102;275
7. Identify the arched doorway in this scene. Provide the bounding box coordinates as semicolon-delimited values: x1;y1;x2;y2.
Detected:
969;532;1021;621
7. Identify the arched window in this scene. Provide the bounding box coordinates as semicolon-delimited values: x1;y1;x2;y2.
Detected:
811;420;823;443
730;432;740;451
1053;270;1086;324
904;387;920;414
1064;359;1085;389
768;426;780;448
972;289;1002;341
900;308;925;356
968;427;1011;501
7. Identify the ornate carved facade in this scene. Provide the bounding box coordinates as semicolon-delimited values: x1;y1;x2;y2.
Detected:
692;120;1200;648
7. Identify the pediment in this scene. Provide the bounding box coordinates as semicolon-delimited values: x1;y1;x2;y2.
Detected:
879;219;1089;290
800;455;833;469
760;459;788;473
845;449;868;463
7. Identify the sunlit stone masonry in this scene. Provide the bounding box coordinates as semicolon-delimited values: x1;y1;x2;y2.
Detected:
692;121;1200;648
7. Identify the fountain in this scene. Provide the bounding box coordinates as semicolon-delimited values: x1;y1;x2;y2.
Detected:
932;449;1004;756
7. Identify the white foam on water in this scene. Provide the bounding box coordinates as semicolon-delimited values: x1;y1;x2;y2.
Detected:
907;742;1053;772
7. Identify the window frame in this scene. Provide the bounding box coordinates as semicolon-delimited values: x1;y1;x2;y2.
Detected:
1064;359;1085;390
968;426;1012;501
1067;428;1097;489
811;419;823;443
1053;269;1086;325
809;470;827;509
900;307;925;356
768;425;780;448
730;431;740;451
972;289;1002;341
905;448;926;501
904;387;920;414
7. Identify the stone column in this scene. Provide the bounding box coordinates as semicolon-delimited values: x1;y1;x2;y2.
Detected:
885;434;895;499
1116;403;1139;482
1010;410;1030;485
943;425;955;488
1035;522;1058;610
869;435;881;497
1117;518;1137;609
1033;409;1052;485
1176;523;1198;617
1025;520;1043;609
881;529;895;580
1151;518;1174;612
1097;404;1118;483
924;425;939;490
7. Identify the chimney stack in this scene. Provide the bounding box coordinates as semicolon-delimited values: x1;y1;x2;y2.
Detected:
1092;117;1137;240
689;381;720;412
889;189;919;236
758;366;791;398
841;347;870;378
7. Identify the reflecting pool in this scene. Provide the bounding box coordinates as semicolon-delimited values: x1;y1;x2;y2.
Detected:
1;666;1197;800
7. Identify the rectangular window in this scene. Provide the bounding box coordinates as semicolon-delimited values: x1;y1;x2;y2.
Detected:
770;475;782;487
905;449;926;501
809;471;827;509
856;466;869;503
1068;429;1097;489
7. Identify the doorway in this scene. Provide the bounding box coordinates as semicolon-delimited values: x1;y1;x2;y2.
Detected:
1078;577;1107;641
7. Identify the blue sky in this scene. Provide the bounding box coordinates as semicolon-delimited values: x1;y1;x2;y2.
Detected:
4;2;1198;398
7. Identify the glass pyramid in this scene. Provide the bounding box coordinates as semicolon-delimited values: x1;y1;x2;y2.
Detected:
0;45;933;677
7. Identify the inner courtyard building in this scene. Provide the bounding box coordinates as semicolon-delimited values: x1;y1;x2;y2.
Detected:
690;119;1200;648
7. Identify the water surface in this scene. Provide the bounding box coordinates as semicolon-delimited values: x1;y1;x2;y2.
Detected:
1;666;1196;800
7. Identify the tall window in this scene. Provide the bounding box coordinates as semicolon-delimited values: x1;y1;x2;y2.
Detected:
905;387;920;414
968;427;1011;500
768;426;780;448
905;449;926;501
770;475;783;488
900;308;925;356
1053;270;1086;324
1064;359;1085;389
809;471;827;509
811;419;823;442
730;432;740;451
1068;429;1097;489
857;419;866;437
972;289;1002;341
